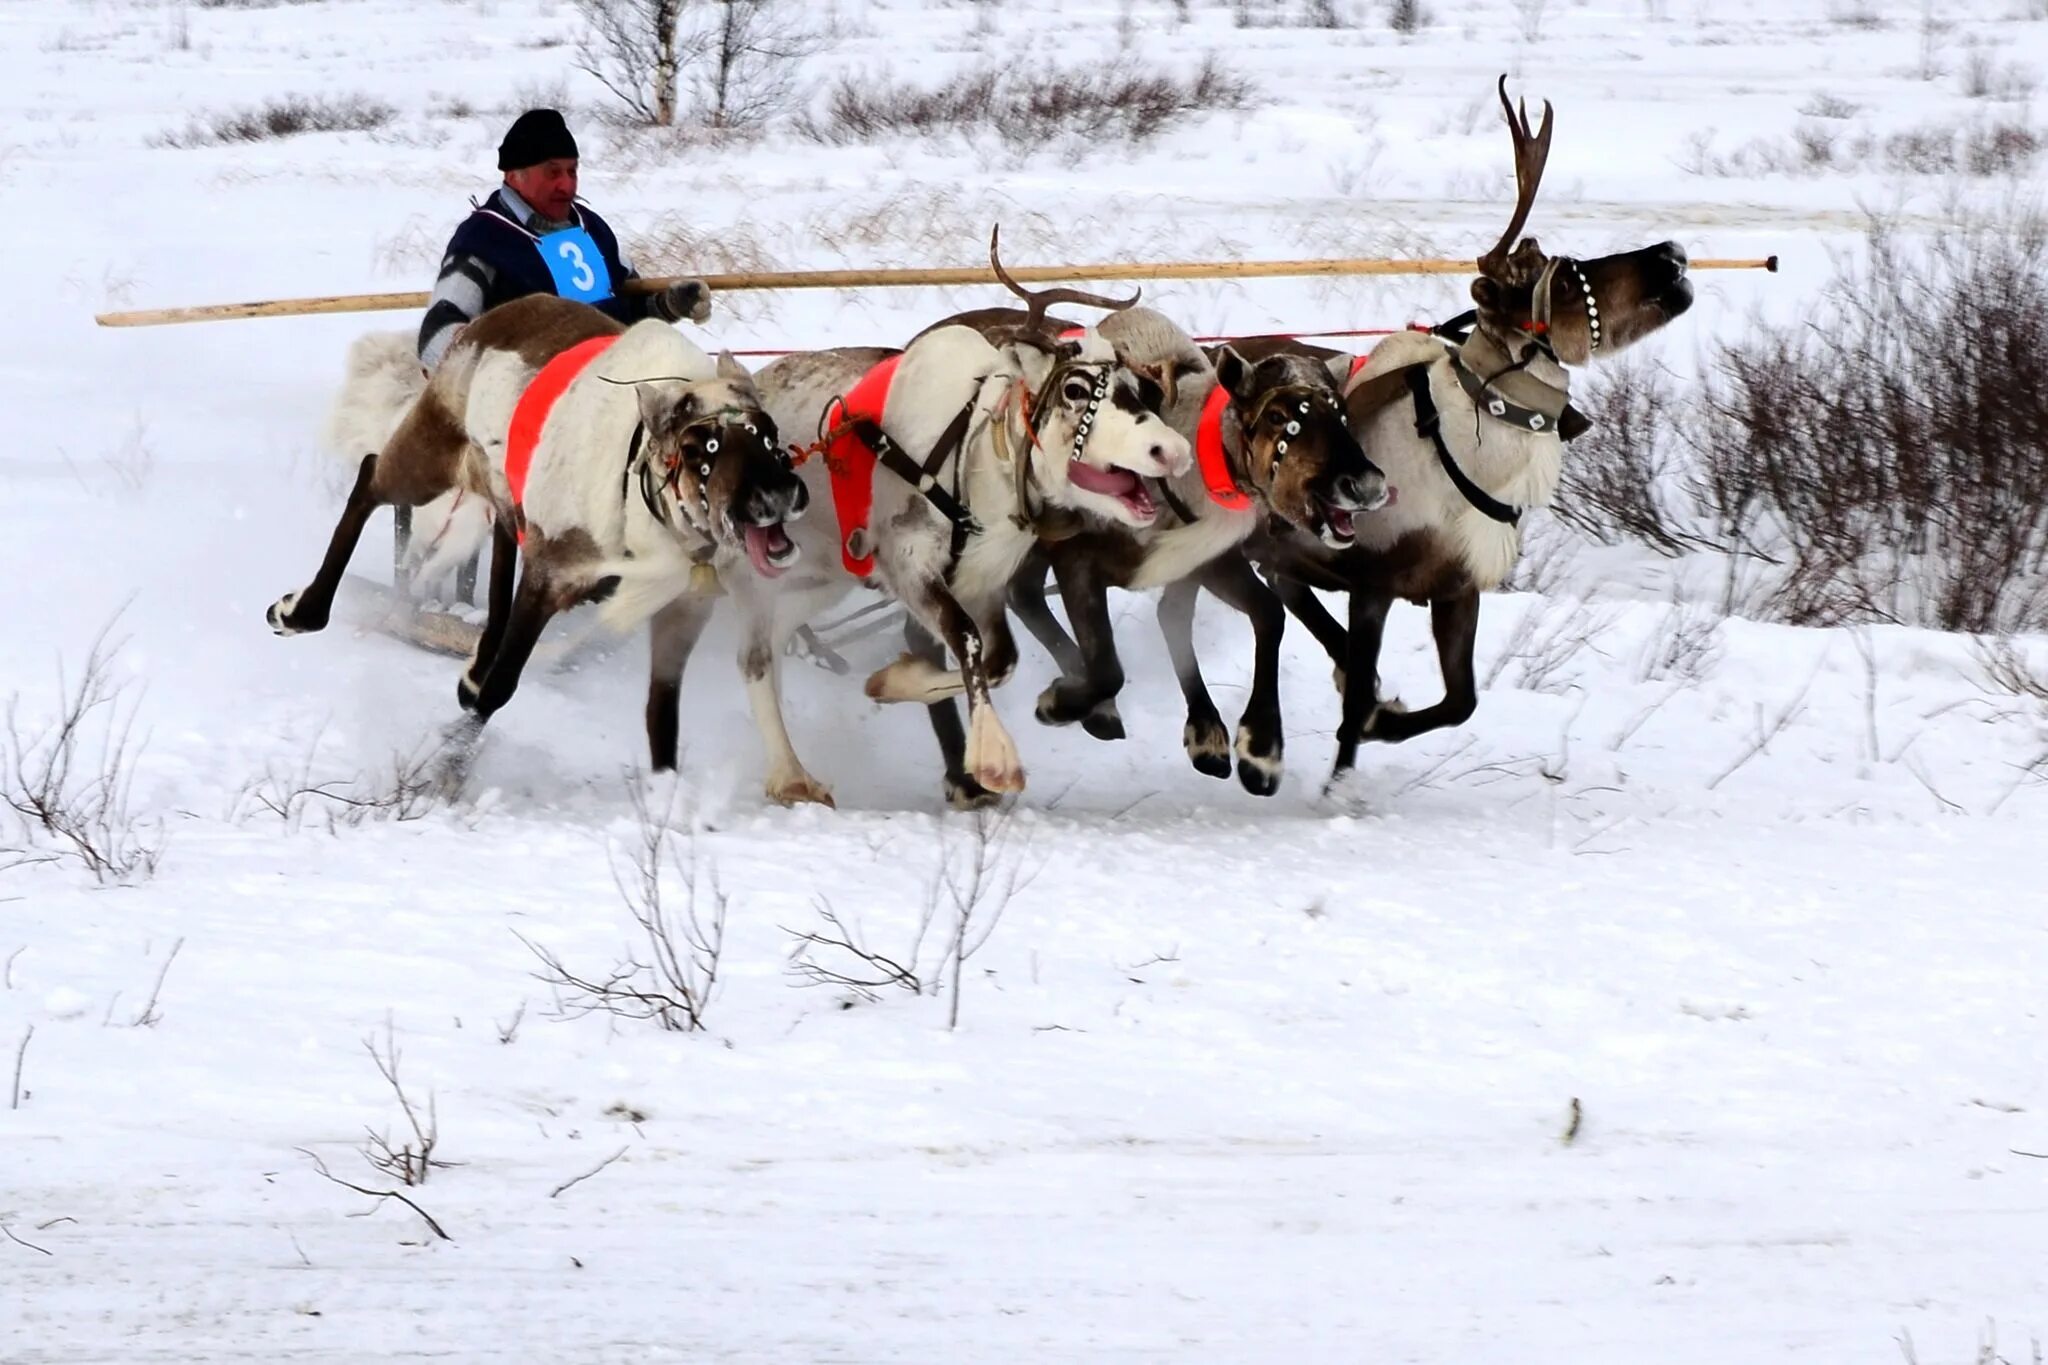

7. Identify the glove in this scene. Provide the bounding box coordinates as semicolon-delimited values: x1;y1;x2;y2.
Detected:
655;279;713;325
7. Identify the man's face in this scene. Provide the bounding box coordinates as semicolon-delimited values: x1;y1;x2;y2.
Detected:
506;158;578;222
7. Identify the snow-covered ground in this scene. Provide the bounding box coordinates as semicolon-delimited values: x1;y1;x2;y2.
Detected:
6;0;2048;1359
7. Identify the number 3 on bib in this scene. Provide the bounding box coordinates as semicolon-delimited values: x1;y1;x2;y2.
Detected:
540;226;614;304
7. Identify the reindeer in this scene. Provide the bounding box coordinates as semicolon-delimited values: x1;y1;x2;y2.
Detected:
996;307;1388;795
1228;76;1695;792
720;294;1192;808
266;293;809;772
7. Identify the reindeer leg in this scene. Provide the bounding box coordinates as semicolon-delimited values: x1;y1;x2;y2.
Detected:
1035;553;1127;741
1272;574;1351;693
1195;555;1286;797
1361;590;1480;744
1329;591;1392;786
1157;577;1231;781
1010;552;1125;742
733;578;840;808
268;453;383;636
457;520;520;711
645;593;717;773
904;615;996;811
272;393;468;636
1007;553;1084;675
466;562;567;724
941;591;1025;797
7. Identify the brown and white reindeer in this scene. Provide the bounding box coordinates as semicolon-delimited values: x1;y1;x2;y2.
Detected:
705;292;1192;809
266;293;810;771
989;301;1388;795
1230;75;1695;792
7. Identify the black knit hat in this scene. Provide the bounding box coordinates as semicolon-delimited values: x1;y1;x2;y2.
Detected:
497;108;578;171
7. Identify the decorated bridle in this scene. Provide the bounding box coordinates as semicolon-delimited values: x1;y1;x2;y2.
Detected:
1523;255;1602;356
1001;350;1119;530
629;399;784;537
1242;382;1348;475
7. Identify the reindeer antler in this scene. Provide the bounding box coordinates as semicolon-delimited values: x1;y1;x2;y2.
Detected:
1476;75;1555;279
988;225;1141;330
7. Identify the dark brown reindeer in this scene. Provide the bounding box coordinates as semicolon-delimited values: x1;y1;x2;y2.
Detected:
1234;75;1695;792
267;294;808;773
926;238;1387;795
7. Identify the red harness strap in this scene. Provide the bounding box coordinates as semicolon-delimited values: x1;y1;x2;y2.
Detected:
821;353;903;576
1348;353;1370;380
504;334;622;544
1193;385;1252;512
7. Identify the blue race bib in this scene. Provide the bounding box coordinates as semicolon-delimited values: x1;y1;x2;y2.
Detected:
538;226;613;304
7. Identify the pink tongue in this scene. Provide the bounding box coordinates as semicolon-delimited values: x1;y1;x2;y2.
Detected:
1328;506;1355;537
1068;460;1140;497
743;523;788;578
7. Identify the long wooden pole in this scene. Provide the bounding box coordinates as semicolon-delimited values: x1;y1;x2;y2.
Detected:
92;254;1778;329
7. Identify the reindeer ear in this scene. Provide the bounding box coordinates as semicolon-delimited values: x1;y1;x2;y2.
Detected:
1006;343;1054;389
1470;277;1506;312
635;383;675;437
1154;360;1181;411
715;349;749;382
1212;345;1254;400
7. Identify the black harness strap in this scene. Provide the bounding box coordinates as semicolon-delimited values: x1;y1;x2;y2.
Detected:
620;421;672;529
1154;477;1202;526
854;398;983;573
1405;365;1522;527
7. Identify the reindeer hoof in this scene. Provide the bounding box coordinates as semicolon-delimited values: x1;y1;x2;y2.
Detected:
1081;701;1125;742
1034;680;1111;730
945;773;1001;811
1184;718;1231;780
966;706;1026;794
1234;723;1283;797
1322;766;1370;813
456;673;482;713
767;774;836;808
267;592;322;636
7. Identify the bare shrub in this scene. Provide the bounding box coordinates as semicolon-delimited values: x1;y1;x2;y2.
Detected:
783;900;926;1002
1800;91;1861;120
1553;360;1724;558
2;624;163;885
1514;0;1547;42
1692;207;2048;633
575;0;816;130
935;806;1037;1031
1886;120;2043;176
522;780;726;1032
153;94;393;147
1681;117;2042;179
1634;598;1725;684
360;1018;452;1188
1825;0;1884;27
1961;48;2040;100
234;742;440;832
1387;0;1427;32
796;55;1257;151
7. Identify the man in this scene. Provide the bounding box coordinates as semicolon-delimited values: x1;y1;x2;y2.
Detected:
416;108;712;371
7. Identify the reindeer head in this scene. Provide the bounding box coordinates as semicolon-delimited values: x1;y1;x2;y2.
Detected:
633;353;810;578
1006;330;1192;529
983;229;1190;527
1471;75;1693;367
1211;346;1387;547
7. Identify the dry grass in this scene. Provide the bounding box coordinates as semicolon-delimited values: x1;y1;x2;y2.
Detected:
1692;206;2048;632
154;94;393;148
796;56;1256;151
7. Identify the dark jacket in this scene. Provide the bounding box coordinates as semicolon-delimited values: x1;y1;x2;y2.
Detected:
416;187;659;369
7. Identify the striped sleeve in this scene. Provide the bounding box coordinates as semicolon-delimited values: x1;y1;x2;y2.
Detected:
416;251;495;371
